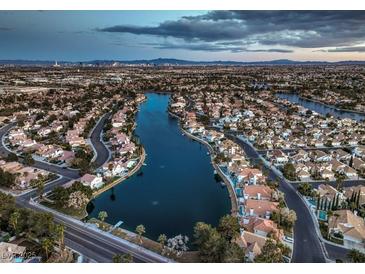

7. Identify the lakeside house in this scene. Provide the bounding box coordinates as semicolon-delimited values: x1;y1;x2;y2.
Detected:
237;230;267;262
243;185;274;201
237;168;264;185
242;216;284;240
80;174;104;189
244;199;279;219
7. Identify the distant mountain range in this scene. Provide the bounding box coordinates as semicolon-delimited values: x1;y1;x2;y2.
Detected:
1;58;365;66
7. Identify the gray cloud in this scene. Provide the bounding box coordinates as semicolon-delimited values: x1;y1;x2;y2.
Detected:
324;46;365;52
144;42;293;53
98;11;365;50
0;27;12;31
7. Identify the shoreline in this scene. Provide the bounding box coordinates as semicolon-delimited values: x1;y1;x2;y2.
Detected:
91;97;148;198
169;110;239;216
276;91;365;116
91;147;146;198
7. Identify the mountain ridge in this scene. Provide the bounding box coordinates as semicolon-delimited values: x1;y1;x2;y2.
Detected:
1;58;365;66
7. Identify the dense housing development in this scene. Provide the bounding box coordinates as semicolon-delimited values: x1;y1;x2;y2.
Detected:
0;64;365;263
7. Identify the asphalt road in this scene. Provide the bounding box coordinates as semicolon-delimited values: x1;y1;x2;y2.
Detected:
0;118;171;263
90;113;111;168
0;122;80;179
16;197;172;263
325;242;350;262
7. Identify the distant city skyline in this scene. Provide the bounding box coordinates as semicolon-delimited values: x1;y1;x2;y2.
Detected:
0;10;365;61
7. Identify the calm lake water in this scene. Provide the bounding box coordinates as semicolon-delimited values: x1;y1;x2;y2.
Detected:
87;93;230;242
277;93;365;122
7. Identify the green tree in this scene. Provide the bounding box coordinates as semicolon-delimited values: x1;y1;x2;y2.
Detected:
336;177;344;191
194;222;224;262
23;153;35;165
120;253;133;263
41;237;54;260
255;239;284;263
217;215;240;242
157;234;167;252
135;224;146;244
26;212;55;240
193;219;244;263
55;224;65;250
34;178;45;199
9;210;20;234
113;253;133;263
0;168;16;188
348;249;365;263
356;190;361;209
52;186;69;208
297;182;313;196
283;163;296;181
112;254;122;263
98;211;108;222
6;152;18;162
221;240;245;263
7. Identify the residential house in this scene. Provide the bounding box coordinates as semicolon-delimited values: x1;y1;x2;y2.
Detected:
343;185;365;207
244;199;279;219
267;150;288;166
236;231;267;262
328;210;365;252
243;185;274;201
317;184;344;203
80;174;104;189
242;216;283;240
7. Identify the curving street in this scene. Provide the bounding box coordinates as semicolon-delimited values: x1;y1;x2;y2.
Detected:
89;113;112;169
0;117;171;263
227;133;328;263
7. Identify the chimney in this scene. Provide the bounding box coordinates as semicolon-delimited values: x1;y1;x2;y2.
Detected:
257;192;261;200
249;208;254;216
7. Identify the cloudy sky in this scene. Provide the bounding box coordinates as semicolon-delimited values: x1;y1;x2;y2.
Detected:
0;10;365;61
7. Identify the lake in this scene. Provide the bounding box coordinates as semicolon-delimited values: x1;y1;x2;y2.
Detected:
276;93;365;122
87;93;231;242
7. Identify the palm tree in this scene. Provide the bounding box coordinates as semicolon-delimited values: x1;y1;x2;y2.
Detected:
55;224;65;250
98;211;108;222
36;178;45;199
121;253;133;263
41;238;54;260
9;210;20;234
336;177;344;191
348;249;365;263
328;211;340;238
112;254;122;263
135;224;146;244
157;234;167;252
326;210;333;227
